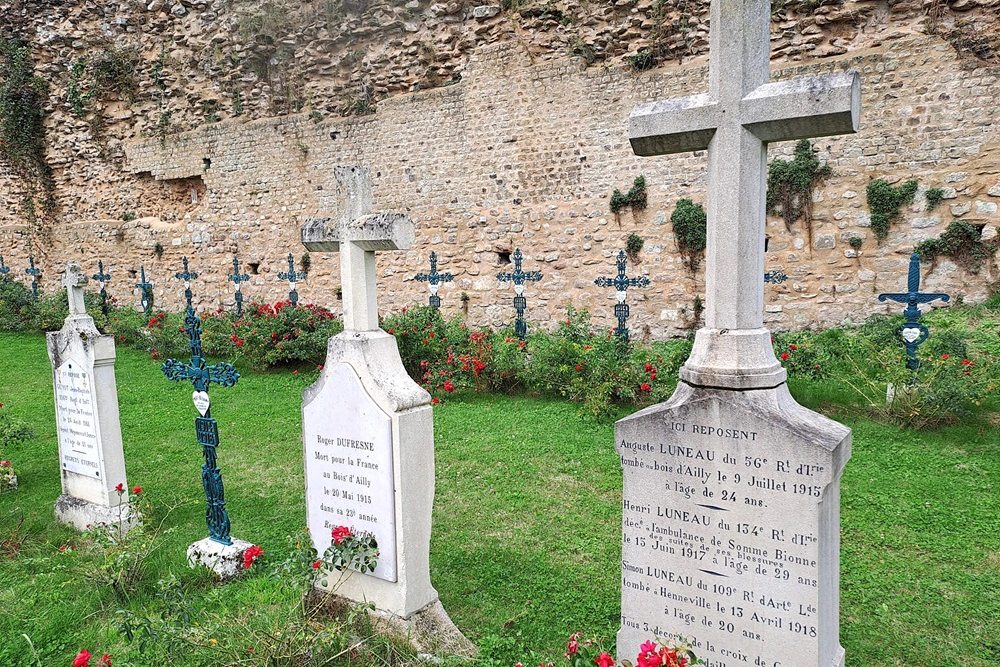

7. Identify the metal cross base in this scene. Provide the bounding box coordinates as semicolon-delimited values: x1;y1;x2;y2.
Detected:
878;252;949;370
278;253;306;306
228;256;250;317
414;251;454;309
497;248;542;341
0;254;10;279
595;250;650;343
162;257;241;545
92;260;112;319
136;266;154;315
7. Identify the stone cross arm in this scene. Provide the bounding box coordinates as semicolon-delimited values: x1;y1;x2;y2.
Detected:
302;212;415;331
630;73;860;156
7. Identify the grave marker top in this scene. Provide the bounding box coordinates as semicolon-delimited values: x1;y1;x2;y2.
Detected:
629;0;860;389
302;167;414;331
63;263;88;316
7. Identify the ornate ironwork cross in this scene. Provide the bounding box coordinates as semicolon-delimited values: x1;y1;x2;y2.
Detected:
414;251;454;309
878;252;950;370
496;248;543;341
92;260;112;319
594;250;651;343
764;269;788;285
0;255;10;279
162;257;241;545
136;265;154;315
25;256;41;301
228;256;251;317
278;253;305;306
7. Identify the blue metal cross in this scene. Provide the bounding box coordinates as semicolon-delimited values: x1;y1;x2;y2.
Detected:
414;251;454;309
136;265;154;315
25;256;41;301
878;252;950;370
92;260;112;319
162;257;241;545
595;250;650;343
278;253;305;306
497;248;543;341
764;269;788;285
228;257;251;317
0;255;10;279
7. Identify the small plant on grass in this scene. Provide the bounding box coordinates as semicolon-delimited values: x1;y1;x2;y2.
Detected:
671;198;707;271
925;186;946;211
915;220;998;273
866;178;918;242
610;176;648;214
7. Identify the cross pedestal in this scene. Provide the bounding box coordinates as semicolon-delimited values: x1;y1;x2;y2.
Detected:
299;166;471;654
616;3;857;666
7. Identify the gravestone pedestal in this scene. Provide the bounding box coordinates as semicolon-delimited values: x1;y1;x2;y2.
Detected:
187;537;256;580
47;262;132;532
616;383;850;666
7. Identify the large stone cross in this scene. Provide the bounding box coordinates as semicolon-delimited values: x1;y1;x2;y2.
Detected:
302;167;415;331
62;262;89;317
630;0;860;388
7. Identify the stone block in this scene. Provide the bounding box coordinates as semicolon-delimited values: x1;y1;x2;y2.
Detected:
187;537;256;580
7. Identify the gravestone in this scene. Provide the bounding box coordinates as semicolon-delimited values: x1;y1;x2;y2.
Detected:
616;2;857;666
300;166;471;653
47;262;132;531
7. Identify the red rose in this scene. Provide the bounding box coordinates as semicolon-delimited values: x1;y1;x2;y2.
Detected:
131;485;142;495
332;525;353;545
640;383;651;392
242;544;264;570
780;352;790;361
648;371;657;380
431;397;441;405
941;353;950;360
73;650;91;667
519;341;526;349
443;380;455;393
789;344;798;351
575;363;584;372
114;483;124;494
100;654;112;667
644;363;653;372
961;359;973;366
566;634;581;657
0;460;11;467
312;560;322;569
595;652;615;667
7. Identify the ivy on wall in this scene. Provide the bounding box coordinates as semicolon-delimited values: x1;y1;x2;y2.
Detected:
671;198;707;272
866;178;918;242
610;176;648;214
766;139;831;238
915;221;998;273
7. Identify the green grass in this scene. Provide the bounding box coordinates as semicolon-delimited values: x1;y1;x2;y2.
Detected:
0;332;998;666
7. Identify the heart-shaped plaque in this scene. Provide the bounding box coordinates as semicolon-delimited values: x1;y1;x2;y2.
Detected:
192;391;211;416
901;327;922;344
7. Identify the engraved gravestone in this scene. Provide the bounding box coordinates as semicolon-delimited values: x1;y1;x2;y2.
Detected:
616;2;857;665
300;167;471;653
47;262;132;531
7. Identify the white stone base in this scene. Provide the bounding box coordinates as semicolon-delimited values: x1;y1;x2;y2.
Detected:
54;494;133;533
187;536;255;580
308;590;476;657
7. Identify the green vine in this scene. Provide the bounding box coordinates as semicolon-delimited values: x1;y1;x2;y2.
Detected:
925;187;946;211
0;39;55;229
915;221;998;273
866;178;918;242
671;198;707;272
610;176;648;214
766;139;831;238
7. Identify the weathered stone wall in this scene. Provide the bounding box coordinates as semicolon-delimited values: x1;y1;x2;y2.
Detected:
1;1;999;337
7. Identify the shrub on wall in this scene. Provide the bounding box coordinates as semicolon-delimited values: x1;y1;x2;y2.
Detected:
766;139;831;234
610;176;648;214
915;221;998;273
671;198;707;271
866;178;918;241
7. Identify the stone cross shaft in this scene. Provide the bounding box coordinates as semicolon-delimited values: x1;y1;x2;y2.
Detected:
414;252;454;309
302;168;415;332
62;262;89;316
595;250;650;343
878;252;949;370
629;0;860;388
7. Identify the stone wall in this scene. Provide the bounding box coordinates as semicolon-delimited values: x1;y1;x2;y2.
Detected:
1;2;999;337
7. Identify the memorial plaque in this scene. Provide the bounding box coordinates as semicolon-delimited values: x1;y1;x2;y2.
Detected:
616;385;849;667
54;358;104;478
303;362;397;583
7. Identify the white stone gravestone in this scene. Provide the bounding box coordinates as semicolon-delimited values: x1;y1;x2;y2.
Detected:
300;166;471;654
47;262;132;531
616;2;856;666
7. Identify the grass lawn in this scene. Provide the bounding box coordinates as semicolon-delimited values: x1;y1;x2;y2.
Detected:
0;331;997;666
